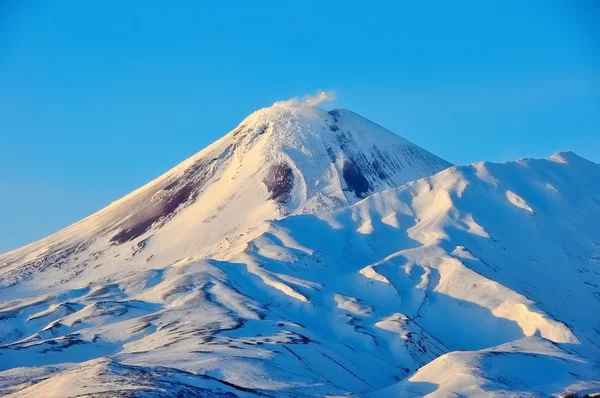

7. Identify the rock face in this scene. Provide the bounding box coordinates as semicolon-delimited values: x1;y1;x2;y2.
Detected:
264;162;295;201
2;102;599;397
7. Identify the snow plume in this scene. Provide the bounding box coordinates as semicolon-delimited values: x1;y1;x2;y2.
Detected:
274;90;336;108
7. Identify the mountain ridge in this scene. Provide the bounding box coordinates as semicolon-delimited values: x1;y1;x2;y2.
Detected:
0;104;450;288
1;104;599;397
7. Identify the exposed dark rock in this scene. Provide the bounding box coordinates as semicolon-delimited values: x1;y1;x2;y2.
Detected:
255;124;268;135
1;243;90;288
110;152;226;245
342;160;371;198
371;159;388;180
230;124;247;138
38;333;87;353
336;131;351;151
132;236;151;258
326;148;336;163
328;109;340;123
162;180;179;191
264;163;294;202
110;185;195;244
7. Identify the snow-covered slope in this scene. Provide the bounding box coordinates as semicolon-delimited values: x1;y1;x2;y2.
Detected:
0;103;450;292
1;102;599;397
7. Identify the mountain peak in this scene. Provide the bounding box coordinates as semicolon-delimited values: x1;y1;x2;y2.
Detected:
548;150;595;165
2;102;600;397
224;104;450;207
0;105;451;283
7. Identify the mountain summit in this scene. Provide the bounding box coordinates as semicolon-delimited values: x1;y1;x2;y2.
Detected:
1;104;599;397
0;104;450;283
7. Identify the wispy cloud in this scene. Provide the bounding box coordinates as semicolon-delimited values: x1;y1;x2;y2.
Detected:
274;90;336;108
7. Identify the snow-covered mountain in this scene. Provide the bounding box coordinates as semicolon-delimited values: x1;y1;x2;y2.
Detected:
1;102;599;397
0;103;450;290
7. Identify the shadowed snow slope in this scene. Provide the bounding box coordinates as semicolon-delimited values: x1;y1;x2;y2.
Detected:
1;104;599;397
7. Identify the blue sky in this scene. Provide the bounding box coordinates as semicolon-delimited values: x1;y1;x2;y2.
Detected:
1;0;598;253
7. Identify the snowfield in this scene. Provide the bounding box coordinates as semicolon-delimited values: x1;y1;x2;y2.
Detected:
0;102;599;397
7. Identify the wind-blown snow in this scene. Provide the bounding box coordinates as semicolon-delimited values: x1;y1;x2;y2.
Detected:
0;102;599;397
274;90;336;108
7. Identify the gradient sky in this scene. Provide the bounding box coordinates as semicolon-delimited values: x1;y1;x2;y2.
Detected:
1;0;599;253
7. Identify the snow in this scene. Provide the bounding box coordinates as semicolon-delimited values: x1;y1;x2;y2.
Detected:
0;102;599;397
505;190;534;213
377;337;600;398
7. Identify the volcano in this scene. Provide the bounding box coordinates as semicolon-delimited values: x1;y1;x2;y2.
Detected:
1;102;599;397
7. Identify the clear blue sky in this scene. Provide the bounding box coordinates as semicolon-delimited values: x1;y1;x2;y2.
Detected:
1;0;598;253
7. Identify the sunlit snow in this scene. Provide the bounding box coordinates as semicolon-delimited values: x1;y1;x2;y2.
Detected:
0;104;598;397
